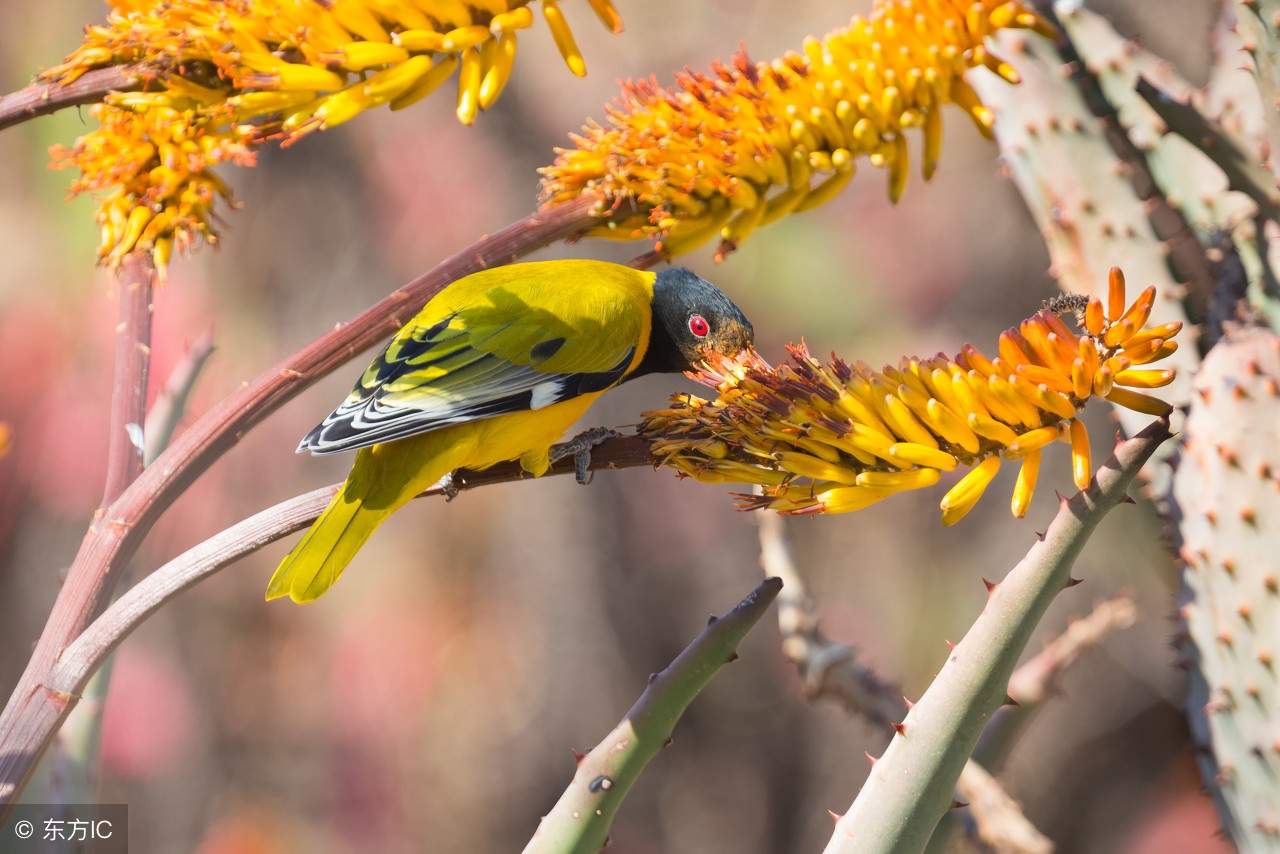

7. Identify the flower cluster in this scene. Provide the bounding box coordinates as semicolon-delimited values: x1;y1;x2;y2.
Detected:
43;0;621;270
641;269;1180;523
540;0;1055;260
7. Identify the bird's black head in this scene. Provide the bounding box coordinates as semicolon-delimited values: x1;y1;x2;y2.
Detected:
632;267;754;378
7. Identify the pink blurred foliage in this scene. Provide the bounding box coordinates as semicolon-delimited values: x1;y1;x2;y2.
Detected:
834;186;975;325
329;598;446;745
0;266;223;525
359;104;517;275
1124;754;1235;854
0;290;108;520
325;598;452;852
100;643;196;779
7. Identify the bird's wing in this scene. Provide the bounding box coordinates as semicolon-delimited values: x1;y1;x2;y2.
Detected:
300;274;648;454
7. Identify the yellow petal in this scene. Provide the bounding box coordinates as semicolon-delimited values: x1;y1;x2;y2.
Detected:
327;41;409;71
844;423;903;466
364;55;432;103
1107;266;1127;321
1008;424;1061;455
443;25;493;52
1114;368;1175;389
1123;321;1183;350
816;485;894;514
456;46;483;124
1069;418;1091;491
1085;297;1105;337
396;29;449;52
1092;364;1114;397
775;451;862;484
314;85;375;129
856;467;941;491
1071;358;1091;400
586;0;624;33
390;55;460;111
478;31;517;109
1011;449;1040;518
882;394;940;448
1105;386;1173;416
889;442;958;471
923;105;942;180
491;7;535;34
887;132;909;203
966;413;1020;447
331;0;390;43
543;0;587;77
925;399;981;454
1014;362;1074;395
940;456;1001;526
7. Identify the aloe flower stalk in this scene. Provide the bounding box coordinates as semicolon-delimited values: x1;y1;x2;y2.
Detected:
540;0;1056;260
642;268;1181;524
42;0;621;269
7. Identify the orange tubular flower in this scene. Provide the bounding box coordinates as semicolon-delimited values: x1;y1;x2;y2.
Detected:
42;0;621;270
640;268;1179;524
540;0;1055;260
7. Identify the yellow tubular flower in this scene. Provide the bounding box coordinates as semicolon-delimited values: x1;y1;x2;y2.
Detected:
540;0;1056;260
640;268;1180;522
1010;449;1040;519
940;456;1001;526
42;0;622;270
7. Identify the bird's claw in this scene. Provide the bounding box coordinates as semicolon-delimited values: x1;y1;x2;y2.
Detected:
438;471;460;502
550;427;623;486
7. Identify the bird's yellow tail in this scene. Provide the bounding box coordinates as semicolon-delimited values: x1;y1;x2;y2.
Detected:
267;434;465;603
265;481;393;603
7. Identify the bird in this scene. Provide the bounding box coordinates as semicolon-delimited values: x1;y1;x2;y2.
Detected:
266;259;754;603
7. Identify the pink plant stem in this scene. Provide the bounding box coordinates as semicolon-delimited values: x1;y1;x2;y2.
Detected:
54;435;659;699
102;253;155;506
0;65;144;132
0;196;600;813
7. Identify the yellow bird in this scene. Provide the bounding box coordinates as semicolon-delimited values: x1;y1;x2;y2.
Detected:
267;259;754;603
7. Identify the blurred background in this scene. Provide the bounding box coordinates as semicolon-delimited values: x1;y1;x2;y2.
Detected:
0;1;1232;851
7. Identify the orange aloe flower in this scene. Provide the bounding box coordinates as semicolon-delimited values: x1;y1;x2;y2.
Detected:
42;0;622;270
541;0;1055;260
641;268;1180;524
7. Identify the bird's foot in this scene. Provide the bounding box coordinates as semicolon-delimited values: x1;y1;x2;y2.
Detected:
550;427;623;485
438;471;460;502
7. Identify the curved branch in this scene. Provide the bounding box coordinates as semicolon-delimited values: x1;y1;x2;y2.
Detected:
0;196;601;810
0;65;144;132
51;434;659;698
55;486;336;692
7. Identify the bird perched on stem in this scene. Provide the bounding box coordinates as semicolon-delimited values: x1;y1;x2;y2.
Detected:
268;259;754;603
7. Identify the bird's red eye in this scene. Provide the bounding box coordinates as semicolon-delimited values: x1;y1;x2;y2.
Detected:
689;315;710;338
